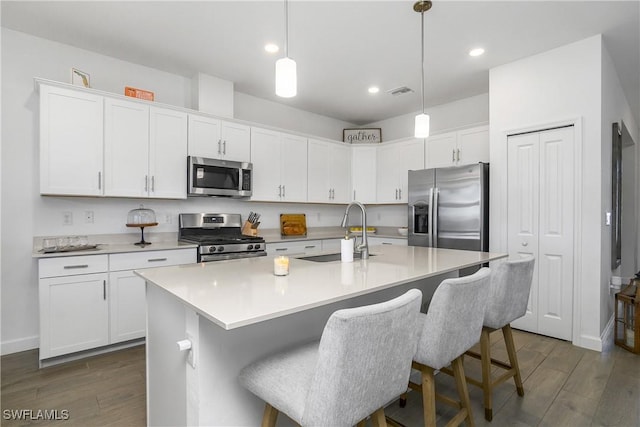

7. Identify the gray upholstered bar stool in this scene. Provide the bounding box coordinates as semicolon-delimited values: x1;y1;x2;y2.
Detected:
464;255;535;421
403;268;491;427
238;289;423;427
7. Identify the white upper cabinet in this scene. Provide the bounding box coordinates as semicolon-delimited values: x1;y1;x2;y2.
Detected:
188;114;250;162
425;125;489;169
351;146;377;203
377;138;424;203
39;84;104;196
149;107;188;199
104;98;150;197
251;127;307;202
104;100;187;199
307;139;351;204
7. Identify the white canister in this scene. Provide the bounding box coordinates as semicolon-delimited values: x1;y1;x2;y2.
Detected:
341;238;354;263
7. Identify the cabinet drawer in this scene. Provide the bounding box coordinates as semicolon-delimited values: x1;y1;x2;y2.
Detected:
109;248;196;271
368;237;408;246
39;255;108;278
267;240;323;256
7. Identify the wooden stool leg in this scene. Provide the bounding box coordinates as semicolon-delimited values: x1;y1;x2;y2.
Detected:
371;408;387;427
452;356;474;427
261;403;279;427
420;365;437;427
503;324;524;396
399;391;408;408
480;328;493;421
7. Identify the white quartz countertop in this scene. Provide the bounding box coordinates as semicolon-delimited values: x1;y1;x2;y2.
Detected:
136;245;506;330
258;226;408;243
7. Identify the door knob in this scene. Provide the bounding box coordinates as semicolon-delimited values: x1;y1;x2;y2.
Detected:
522;242;528;246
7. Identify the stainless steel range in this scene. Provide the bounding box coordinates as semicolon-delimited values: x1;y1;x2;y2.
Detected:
178;213;266;262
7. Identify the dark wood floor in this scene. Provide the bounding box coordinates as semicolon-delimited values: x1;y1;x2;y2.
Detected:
1;329;639;426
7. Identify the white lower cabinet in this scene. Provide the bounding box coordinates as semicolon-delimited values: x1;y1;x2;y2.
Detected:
39;248;196;362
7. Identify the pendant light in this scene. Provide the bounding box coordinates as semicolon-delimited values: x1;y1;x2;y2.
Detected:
414;1;432;138
276;0;297;98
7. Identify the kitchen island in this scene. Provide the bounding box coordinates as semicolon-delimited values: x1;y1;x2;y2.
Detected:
136;245;506;426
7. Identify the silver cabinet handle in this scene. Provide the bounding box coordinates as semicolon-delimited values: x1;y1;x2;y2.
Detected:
305;245;316;249
399;188;402;199
223;141;227;155
282;185;285;198
452;149;456;162
98;171;102;190
63;264;89;269
353;190;356;200
382;242;393;245
329;189;332;199
456;148;460;162
145;175;148;192
151;176;155;192
217;139;222;155
395;189;398;200
103;280;106;300
147;258;168;262
278;185;282;197
275;248;287;252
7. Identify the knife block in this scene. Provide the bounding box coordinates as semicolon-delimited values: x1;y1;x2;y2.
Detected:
241;221;258;236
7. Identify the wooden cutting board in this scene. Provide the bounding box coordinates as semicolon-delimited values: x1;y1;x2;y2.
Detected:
280;214;307;236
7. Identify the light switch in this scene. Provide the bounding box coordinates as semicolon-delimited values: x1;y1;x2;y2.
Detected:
605;211;612;226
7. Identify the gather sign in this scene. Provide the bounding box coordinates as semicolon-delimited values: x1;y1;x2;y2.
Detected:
343;128;382;144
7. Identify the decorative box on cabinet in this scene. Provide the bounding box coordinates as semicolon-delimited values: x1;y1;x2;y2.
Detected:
250;127;308;202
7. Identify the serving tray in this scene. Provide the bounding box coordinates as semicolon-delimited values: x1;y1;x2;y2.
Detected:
40;244;100;254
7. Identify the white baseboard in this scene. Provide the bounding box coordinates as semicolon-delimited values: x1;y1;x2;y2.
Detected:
1;335;39;356
572;316;614;352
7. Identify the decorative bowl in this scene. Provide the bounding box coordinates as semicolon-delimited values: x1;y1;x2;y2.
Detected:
397;227;408;236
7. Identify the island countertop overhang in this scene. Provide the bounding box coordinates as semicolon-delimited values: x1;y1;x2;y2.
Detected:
135;245;506;330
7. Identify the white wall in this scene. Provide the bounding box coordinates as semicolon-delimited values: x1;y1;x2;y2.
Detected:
490;35;603;350
364;93;489;142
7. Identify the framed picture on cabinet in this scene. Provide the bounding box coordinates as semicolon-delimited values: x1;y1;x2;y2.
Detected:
70;68;91;88
343;128;382;144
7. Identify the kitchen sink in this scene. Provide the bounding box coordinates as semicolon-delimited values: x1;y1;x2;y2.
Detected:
299;252;376;262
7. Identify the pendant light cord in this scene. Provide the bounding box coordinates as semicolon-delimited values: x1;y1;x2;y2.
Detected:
420;8;425;114
284;0;289;58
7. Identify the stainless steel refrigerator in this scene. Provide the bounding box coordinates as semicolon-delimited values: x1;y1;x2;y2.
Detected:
408;163;489;252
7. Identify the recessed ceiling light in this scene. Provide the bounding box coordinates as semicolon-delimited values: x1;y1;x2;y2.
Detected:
265;43;279;54
469;48;485;57
368;86;380;94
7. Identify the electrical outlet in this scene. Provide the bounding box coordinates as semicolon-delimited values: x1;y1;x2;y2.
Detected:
63;211;73;226
165;214;172;224
85;211;94;223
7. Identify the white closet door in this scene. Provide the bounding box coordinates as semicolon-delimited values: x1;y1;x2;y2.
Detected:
508;132;540;333
508;126;574;341
537;127;574;340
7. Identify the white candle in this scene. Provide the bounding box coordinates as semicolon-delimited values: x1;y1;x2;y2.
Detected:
273;256;290;276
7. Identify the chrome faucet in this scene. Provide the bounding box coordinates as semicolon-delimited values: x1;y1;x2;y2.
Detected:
341;201;369;259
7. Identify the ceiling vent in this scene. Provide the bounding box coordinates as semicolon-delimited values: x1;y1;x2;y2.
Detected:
387;86;414;96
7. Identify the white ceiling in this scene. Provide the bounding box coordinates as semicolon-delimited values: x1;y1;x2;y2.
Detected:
2;1;639;125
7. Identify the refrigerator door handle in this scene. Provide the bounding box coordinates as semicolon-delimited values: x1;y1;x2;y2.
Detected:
432;187;439;248
428;187;434;247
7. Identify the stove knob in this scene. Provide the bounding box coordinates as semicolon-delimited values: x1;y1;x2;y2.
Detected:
217;246;224;252
247;245;254;250
254;244;261;250
208;246;216;253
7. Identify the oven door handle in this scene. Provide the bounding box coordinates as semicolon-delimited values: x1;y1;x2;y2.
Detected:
200;251;267;262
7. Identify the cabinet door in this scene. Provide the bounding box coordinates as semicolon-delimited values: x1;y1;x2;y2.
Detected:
376;144;400;203
104;98;150;197
39;273;109;359
398;138;425;203
425;131;457;169
281;133;308;202
220;121;251;162
188;114;221;158
351;146;377;203
39;85;104;196
251;127;282;201
329;143;351;203
457;126;489;165
109;270;146;343
149;107;188;199
307;139;330;202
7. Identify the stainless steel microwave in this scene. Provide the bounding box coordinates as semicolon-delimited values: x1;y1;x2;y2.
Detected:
187;156;252;198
